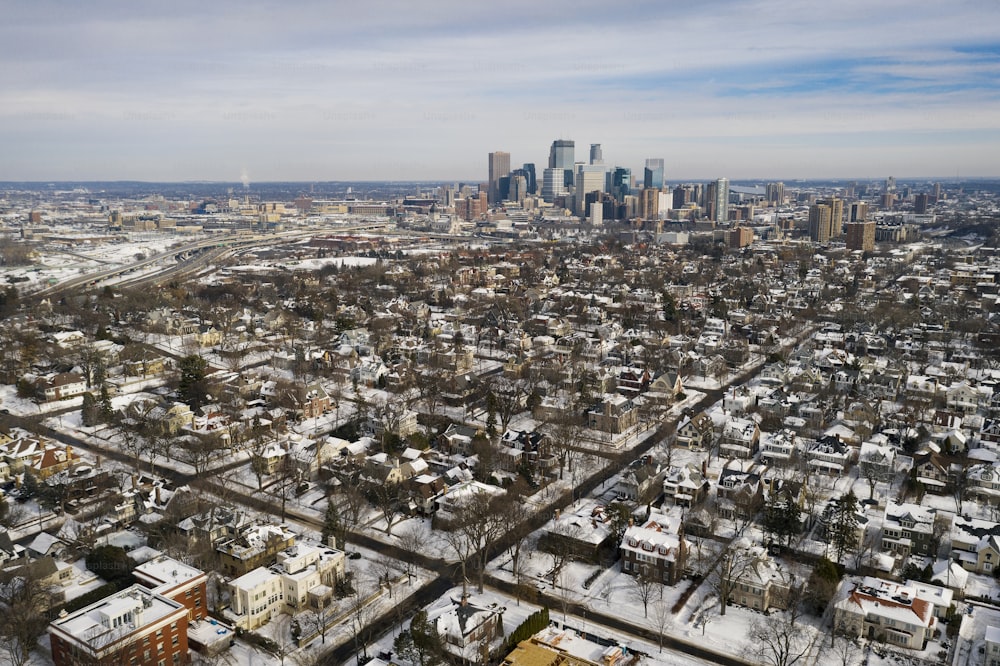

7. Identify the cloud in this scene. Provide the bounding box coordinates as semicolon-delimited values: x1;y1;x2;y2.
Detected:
1;0;999;179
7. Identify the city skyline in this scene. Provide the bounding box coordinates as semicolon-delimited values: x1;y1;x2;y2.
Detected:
3;1;999;182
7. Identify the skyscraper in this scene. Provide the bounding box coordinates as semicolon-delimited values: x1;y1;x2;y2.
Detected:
576;163;606;216
541;167;568;203
522;163;536;195
765;182;785;205
818;197;843;237
487;151;510;205
713;177;730;223
548;139;575;189
610;167;631;202
808;203;832;243
845;221;876;251
644;159;665;190
589;144;603;165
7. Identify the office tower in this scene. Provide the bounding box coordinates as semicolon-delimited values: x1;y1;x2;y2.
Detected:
541;167;568;203
644;159;665;190
548;139;575;189
765;181;785;205
932;182;942;202
845;221;876;251
817;197;843;237
808;203;832;242
914;193;929;214
850;201;868;222
576;164;606;216
712;178;730;223
487;151;510;205
522;163;536;195
885;176;896;193
508;174;527;204
610;167;631;202
590;144;603;165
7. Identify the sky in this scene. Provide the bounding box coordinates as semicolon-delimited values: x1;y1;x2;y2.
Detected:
2;0;1000;182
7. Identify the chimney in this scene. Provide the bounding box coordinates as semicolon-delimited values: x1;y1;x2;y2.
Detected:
554;509;561;520
131;474;138;490
155;486;162;505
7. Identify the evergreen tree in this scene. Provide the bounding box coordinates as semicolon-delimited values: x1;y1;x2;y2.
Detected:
830;491;860;564
321;501;345;550
80;392;99;427
99;384;114;422
178;354;210;409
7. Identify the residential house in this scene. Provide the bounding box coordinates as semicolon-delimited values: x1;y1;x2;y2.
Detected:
950;517;1000;574
881;501;941;558
806;435;853;476
587;394;638;435
675;411;715;451
31;372;87;402
620;511;689;585
217;524;296;577
987;626;1000;666
662;463;710;508
759;429;799;466
834;578;936;650
912;450;952;494
227;567;284;631
613;455;665;504
719;417;760;460
539;501;615;564
430;594;504;664
716;463;765;523
729;545;796;612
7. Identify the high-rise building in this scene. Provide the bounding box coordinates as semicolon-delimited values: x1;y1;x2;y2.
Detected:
609;167;631;202
728;226;754;248
487;151;510;205
766;182;785;205
672;185;692;209
644;159;665;190
932;182;942;202
508;174;527;204
845;221;876;251
914;193;929;214
817;197;843;237
808;203;833;243
541;167;568;203
576;164;606;216
640;188;660;220
713;178;730;223
850;201;868;222
548;139;575;189
522;163;536;195
885;176;896;193
589;144;603;165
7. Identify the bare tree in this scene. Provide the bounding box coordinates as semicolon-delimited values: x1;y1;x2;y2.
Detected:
0;574;56;666
395;525;423;584
829;632;860;666
650;587;675;653
710;540;759;616
363;479;404;536
744;611;815;666
298;597;339;646
440;489;505;594
629;570;657;618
